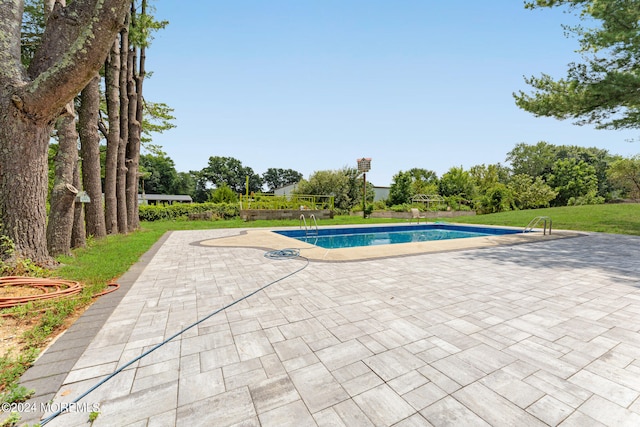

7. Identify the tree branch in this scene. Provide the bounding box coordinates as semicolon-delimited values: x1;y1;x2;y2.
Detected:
98;111;109;139
18;0;130;124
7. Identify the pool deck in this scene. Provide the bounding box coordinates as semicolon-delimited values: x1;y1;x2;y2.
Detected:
14;226;640;426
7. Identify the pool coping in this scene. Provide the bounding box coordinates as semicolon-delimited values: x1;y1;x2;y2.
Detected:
198;223;586;262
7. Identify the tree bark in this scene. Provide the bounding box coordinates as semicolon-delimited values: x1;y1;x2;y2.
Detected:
79;75;107;239
116;12;131;234
116;121;129;234
0;100;51;262
125;1;148;232
126;48;142;231
0;0;130;264
46;109;79;257
104;40;121;234
43;0;79;258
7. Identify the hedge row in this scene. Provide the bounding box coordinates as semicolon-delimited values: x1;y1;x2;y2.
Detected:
139;203;239;222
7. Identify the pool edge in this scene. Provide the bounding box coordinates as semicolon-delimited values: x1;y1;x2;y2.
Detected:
197;226;586;262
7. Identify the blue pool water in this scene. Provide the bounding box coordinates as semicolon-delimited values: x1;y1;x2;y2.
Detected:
274;224;522;249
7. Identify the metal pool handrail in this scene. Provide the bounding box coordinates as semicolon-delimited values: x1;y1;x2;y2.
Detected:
524;216;552;235
299;213;318;237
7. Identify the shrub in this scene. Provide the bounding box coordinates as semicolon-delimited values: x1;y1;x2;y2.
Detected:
210;184;238;203
444;195;473;211
567;190;605;206
372;200;387;210
388;204;411;212
476;184;514;214
139;203;239;222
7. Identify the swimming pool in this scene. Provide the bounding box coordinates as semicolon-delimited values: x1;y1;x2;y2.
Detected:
274;223;524;249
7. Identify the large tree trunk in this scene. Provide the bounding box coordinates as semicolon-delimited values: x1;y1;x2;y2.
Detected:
79;76;107;239
104;40;121;234
125;1;148;232
46;109;79;257
43;0;78;258
0;104;51;263
0;3;51;263
0;0;129;263
126;49;142;231
117;15;130;234
120;14;137;232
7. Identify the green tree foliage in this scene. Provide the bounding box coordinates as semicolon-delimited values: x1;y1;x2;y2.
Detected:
262;168;303;192
295;167;360;212
469;163;511;194
139;147;195;197
388;168;439;207
20;0;45;67
506;142;617;199
198;156;262;194
191;171;211;203
174;172;196;196
477;184;515;214
514;0;640;130
388;171;413;205
506;142;558;178
508;174;558;209
139;152;178;194
141;101;176;144
438;166;476;199
210;184;238;203
549;158;601;205
469;164;513;213
607;155;640;199
128;1;168;48
408;168;439;195
557;145;616;198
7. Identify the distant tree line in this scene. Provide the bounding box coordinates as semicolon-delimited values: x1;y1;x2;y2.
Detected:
140;154;304;203
143;142;640;215
388;142;639;214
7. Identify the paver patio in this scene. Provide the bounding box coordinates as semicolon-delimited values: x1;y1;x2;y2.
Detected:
14;228;640;426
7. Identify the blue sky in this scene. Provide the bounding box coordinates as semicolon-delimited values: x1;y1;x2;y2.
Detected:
144;0;640;187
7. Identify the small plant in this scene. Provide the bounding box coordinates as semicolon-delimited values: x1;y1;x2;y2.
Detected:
0;385;34;404
1;301;36;319
88;411;100;424
0;411;21;427
0;348;39;398
22;304;76;347
0;234;15;258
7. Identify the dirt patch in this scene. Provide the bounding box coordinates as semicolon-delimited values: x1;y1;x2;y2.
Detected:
0;317;35;357
0;287;43;299
0;286;90;358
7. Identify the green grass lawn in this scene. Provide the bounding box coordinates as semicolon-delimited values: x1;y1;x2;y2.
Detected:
442;203;640;236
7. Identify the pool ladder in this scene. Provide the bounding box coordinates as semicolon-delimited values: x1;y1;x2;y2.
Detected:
300;213;318;237
524;216;552;235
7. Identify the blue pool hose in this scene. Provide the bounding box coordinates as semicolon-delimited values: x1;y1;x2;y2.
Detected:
39;249;308;426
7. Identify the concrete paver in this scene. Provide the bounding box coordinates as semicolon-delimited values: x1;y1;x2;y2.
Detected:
12;227;640;426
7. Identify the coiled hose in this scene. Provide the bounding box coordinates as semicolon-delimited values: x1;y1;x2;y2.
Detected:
0;277;119;316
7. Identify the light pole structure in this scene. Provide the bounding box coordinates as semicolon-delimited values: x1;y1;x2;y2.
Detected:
357;157;372;218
